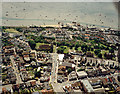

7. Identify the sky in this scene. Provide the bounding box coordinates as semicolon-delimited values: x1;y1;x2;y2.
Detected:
1;2;118;28
1;0;119;2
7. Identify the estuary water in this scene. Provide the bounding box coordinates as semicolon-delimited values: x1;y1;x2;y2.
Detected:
2;2;118;28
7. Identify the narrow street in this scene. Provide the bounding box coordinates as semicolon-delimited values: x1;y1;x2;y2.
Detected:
10;56;22;84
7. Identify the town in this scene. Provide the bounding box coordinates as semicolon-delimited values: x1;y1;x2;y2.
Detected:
1;22;120;94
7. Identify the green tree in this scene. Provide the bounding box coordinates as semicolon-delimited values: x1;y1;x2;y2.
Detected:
28;40;36;50
91;47;94;51
57;46;66;53
35;37;40;43
109;48;114;53
68;68;72;73
98;53;102;58
94;49;101;55
117;76;120;82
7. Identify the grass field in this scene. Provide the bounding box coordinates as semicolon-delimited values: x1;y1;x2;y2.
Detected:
53;45;56;53
63;46;69;53
36;43;50;49
77;47;82;52
5;29;19;33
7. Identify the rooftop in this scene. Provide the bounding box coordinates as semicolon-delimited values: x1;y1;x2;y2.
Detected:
81;79;94;93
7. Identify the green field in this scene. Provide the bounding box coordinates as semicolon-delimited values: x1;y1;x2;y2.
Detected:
5;29;19;33
63;46;70;53
77;47;82;52
53;45;56;53
36;43;50;49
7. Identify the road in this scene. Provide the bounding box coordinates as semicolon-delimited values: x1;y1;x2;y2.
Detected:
10;55;22;84
50;53;58;83
50;38;60;93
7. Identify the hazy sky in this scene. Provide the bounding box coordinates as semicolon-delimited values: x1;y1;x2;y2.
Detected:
1;0;118;2
2;2;118;28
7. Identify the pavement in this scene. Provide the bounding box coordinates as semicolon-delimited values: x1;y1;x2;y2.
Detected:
10;55;23;84
50;53;58;83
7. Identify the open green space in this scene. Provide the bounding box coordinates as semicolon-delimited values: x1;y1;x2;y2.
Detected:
36;43;50;49
5;29;19;33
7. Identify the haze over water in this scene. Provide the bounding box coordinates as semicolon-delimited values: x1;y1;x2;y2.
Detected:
2;2;118;28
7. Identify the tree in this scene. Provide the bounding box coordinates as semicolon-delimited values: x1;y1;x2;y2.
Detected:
117;76;120;82
34;69;41;78
94;45;99;49
87;46;91;51
67;68;72;74
50;45;53;53
94;49;101;55
98;53;102;58
35;37;40;43
109;48;114;53
94;39;100;43
28;40;36;50
61;42;65;46
69;44;74;49
100;45;105;49
57;46;66;54
91;47;94;51
65;43;70;47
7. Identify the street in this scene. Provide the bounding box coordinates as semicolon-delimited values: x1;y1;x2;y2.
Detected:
10;55;23;84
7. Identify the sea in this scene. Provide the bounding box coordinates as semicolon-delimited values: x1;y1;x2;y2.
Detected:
1;2;118;29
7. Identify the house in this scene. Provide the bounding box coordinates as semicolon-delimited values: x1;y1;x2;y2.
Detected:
25;81;31;88
85;37;89;40
86;52;94;57
104;53;113;59
116;87;120;93
30;50;36;59
63;84;73;93
69;71;77;81
12;84;20;91
58;70;67;76
41;89;54;94
7;72;16;84
31;61;36;67
37;44;53;52
87;70;97;77
20;71;28;82
22;51;30;62
4;48;14;56
2;87;11;94
30;80;36;87
40;76;50;82
7;68;14;74
80;57;87;64
60;62;75;70
23;55;30;62
81;80;94;93
99;78;108;87
71;81;82;90
99;66;110;75
58;66;66;71
57;75;65;83
76;71;87;79
88;78;102;89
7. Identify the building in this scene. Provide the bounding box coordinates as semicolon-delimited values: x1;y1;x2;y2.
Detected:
76;71;87;79
60;62;75;70
69;71;77;81
20;71;28;82
22;51;30;62
81;80;94;93
37;44;53;52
